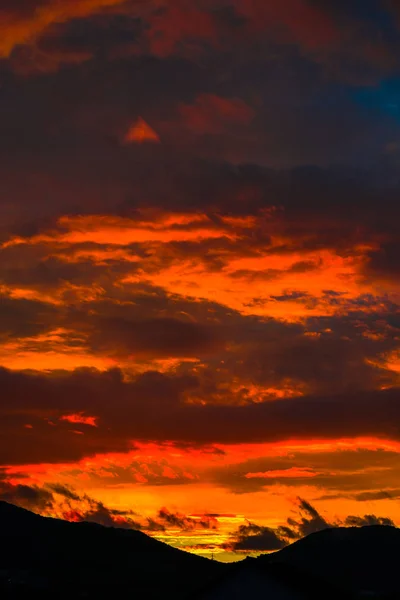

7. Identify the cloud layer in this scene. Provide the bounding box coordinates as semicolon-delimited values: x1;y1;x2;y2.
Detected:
0;0;399;560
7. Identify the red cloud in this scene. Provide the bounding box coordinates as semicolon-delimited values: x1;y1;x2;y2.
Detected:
60;413;98;427
124;118;160;144
179;94;255;134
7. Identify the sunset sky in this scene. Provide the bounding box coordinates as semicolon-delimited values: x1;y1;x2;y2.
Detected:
1;0;400;561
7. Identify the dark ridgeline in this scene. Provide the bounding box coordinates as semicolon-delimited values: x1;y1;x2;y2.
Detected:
0;501;223;599
264;525;400;599
0;501;399;599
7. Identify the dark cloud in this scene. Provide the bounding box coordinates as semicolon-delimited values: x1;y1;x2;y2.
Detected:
319;488;400;502
0;295;58;339
62;496;142;529
364;241;400;282
353;490;400;502
157;508;218;531
0;479;143;529
0;252;137;294
210;445;400;496
224;496;397;554
1;478;396;554
178;94;255;134
1;0;398;81
289;498;397;536
87;316;225;359
270;291;311;302
0;363;400;464
145;517;166;532
287;498;330;538
0;482;54;511
70;456;200;488
0;478;218;534
45;483;81;501
344;514;395;527
223;522;287;551
1;263;396;401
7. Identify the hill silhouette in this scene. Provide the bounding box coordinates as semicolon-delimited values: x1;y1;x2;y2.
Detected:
0;501;223;599
264;525;400;596
1;502;399;598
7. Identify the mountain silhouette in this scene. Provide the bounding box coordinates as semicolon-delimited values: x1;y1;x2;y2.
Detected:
264;525;400;596
0;501;222;599
1;502;399;599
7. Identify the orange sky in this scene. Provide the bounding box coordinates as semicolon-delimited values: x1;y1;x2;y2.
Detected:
0;0;400;561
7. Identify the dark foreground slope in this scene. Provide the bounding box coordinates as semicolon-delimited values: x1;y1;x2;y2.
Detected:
265;525;400;596
0;501;223;599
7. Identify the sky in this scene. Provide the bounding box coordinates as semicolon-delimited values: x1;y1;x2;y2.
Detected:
0;0;400;561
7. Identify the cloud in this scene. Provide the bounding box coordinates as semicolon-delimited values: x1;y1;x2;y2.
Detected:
223;498;328;554
0;363;399;465
269;291;311;302
287;498;397;537
286;498;330;538
62;498;142;529
0;0;126;59
245;467;319;479
0;479;143;529
352;490;400;502
0;294;58;340
145;517;166;532
0;0;399;550
0;482;54;511
363;241;400;283
87;315;225;359
8;42;93;76
156;507;218;531
232;0;338;50
210;445;400;498
1;0;396;86
144;2;218;58
223;522;287;551
224;496;398;554
0;478;218;534
179;94;255;134
60;413;98;427
1;478;396;555
46;483;81;501
124;118;160;144
344;514;395;527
